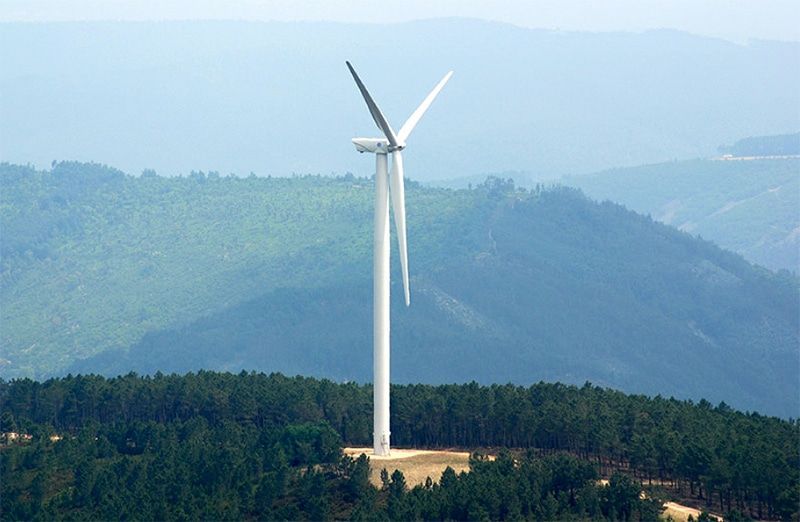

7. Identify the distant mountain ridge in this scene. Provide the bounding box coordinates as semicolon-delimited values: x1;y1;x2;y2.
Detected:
2;162;798;417
719;132;800;157
1;19;798;179
560;157;799;271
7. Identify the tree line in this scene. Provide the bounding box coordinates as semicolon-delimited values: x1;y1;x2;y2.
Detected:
1;413;664;521
1;371;797;519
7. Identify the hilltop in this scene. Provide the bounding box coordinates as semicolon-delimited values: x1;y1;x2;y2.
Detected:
1;373;797;520
719;132;800;157
1;162;797;417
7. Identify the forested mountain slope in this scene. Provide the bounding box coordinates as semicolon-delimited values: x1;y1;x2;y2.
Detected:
1;20;798;179
1;163;798;417
561;158;799;271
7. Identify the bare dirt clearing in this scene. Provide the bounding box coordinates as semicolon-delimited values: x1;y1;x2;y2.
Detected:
344;447;471;487
663;501;723;521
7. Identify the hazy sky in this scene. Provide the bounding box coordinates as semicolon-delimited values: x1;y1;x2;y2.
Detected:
2;0;798;43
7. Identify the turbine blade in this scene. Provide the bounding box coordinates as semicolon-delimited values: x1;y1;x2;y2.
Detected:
346;61;398;147
390;151;410;306
397;70;453;143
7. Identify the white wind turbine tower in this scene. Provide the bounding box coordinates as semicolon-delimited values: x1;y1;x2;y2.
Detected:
346;61;453;456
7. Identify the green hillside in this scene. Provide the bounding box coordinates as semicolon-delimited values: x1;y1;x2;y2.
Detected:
561;158;799;271
1;162;798;417
0;162;472;375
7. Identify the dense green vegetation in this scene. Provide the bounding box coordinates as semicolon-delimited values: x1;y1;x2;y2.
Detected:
1;162;798;417
719;133;800;157
562;158;799;271
2;372;798;520
0;161;474;376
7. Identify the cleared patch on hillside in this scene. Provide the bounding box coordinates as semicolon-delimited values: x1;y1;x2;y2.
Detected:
662;501;723;522
344;447;471;487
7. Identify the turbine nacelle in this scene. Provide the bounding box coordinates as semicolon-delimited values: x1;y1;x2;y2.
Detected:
352;138;406;154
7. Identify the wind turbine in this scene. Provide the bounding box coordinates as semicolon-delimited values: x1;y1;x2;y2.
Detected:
346;61;453;456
